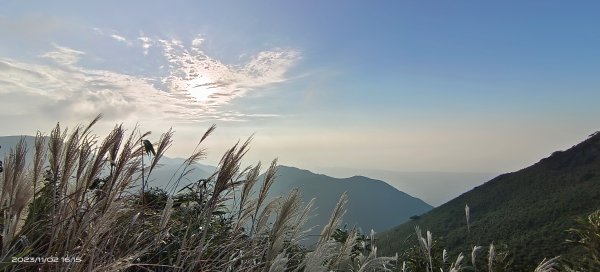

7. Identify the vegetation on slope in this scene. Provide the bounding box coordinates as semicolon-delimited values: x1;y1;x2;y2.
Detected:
378;132;600;270
0;115;597;271
0;116;397;271
265;166;432;234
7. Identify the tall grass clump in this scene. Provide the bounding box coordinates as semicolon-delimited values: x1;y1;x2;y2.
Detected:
394;203;569;272
0;116;397;272
563;209;600;271
2;115;593;272
394;226;565;272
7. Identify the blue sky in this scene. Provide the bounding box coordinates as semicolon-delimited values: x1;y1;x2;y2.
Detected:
0;1;599;174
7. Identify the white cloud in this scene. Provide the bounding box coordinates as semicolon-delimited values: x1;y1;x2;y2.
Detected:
110;34;128;43
90;30;302;109
93;27;133;46
150;36;301;109
0;38;300;126
138;36;153;55
0;53;165;122
40;45;85;65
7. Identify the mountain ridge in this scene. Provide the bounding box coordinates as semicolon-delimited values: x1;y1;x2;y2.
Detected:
317;167;497;206
267;165;433;236
0;135;432;238
378;132;600;270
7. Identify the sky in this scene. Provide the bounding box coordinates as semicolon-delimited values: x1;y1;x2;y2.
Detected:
1;1;599;178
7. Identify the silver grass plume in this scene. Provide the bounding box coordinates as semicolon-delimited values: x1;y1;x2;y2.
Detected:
269;253;288;272
415;226;433;272
450;252;465;272
472;245;482;270
443;249;448;264
488;242;495;272
465;204;471;233
318;192;348;245
534;256;560;272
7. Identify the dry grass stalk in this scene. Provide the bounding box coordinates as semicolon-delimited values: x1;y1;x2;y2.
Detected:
355;247;396;272
267;188;304;265
414;226;433;272
268;253;289;272
465;204;470;233
32;132;47;195
234;162;261;232
319;192;348;245
489;242;495;272
251;159;278;235
147;128;174;178
0;118;420;272
472;245;482;270
450;252;465;272
166;125;215;194
534;256;560;272
1;138;31;255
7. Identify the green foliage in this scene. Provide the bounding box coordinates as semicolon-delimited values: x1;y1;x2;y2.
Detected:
409;215;421;220
142;186;169;210
1;118;599;271
397;235;445;271
0;119;397;271
563;209;600;271
379;134;600;270
331;227;374;259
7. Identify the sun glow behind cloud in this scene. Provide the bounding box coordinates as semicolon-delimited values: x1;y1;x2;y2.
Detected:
150;35;301;107
0;29;301;125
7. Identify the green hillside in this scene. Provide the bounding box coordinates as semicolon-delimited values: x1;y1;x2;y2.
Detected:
379;132;600;270
268;166;433;235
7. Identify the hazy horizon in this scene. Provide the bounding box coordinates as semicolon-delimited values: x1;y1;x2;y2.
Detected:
0;133;494;206
1;1;599;177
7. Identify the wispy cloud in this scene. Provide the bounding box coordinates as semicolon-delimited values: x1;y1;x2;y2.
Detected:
0;32;301;124
0;50;167;122
150;35;301;109
137;36;153;55
110;34;128;43
40;44;85;65
92;27;133;46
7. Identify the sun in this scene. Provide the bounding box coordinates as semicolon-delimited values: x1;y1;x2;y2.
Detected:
187;76;218;103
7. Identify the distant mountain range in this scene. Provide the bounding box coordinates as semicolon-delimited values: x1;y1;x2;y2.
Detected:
0;135;432;244
317;167;497;206
0;135;39;159
150;164;433;240
153;164;434;239
378;133;600;270
5;132;600;268
266;166;432;235
144;156;215;191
